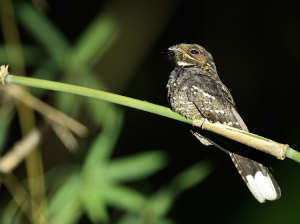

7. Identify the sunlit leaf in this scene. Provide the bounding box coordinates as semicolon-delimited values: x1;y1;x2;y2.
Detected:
103;185;146;212
81;187;108;223
48;171;82;224
106;151;168;182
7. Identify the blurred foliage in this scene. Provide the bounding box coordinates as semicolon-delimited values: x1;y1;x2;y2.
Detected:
2;0;300;224
0;0;214;224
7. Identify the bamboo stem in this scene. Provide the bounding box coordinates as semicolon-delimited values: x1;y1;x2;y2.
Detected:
1;66;299;164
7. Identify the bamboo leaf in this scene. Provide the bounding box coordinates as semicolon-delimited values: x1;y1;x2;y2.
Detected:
148;160;214;217
106;151;168;182
15;2;70;65
103;185;146;212
67;13;119;73
48;171;82;224
83;107;123;169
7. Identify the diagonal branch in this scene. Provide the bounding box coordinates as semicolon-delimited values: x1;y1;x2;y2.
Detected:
0;65;299;163
0;128;42;180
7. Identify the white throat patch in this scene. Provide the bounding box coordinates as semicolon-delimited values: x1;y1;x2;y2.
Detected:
177;61;193;66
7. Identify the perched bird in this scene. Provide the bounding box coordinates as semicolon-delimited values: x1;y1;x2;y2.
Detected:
167;43;281;202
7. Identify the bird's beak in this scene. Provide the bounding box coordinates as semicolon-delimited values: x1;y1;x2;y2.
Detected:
168;46;179;51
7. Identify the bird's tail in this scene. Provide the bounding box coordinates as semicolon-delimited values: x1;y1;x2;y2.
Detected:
192;130;281;202
229;152;281;203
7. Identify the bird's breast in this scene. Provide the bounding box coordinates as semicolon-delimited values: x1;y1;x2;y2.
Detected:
168;72;203;120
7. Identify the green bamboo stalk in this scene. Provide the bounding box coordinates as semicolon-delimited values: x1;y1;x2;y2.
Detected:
4;74;193;124
286;147;300;163
3;74;300;163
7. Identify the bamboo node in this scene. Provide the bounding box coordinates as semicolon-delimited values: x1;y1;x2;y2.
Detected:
0;65;9;85
192;119;203;128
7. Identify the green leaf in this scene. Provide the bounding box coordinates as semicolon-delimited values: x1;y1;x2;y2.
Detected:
103;185;146;212
15;2;70;65
148;160;214;217
115;214;141;224
84;97;112;125
30;59;59;80
44;165;80;190
55;91;80;116
169;159;214;194
81;73;113;125
67;13;119;73
30;59;60;97
83;107;123;169
48;171;82;224
0;45;43;66
156;218;176;224
81;70;109;91
147;188;173;218
116;209;176;224
55;71;110;123
81;187;108;223
106;151;168;182
0;106;14;154
1;200;21;224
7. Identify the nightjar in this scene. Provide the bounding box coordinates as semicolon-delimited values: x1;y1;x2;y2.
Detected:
167;43;281;203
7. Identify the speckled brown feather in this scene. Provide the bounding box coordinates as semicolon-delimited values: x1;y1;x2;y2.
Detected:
167;44;281;201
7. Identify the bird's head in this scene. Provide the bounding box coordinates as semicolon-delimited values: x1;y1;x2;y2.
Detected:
168;44;214;69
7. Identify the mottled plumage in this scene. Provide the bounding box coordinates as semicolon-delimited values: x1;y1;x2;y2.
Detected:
167;44;281;202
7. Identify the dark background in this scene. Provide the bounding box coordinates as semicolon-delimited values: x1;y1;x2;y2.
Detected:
1;0;300;223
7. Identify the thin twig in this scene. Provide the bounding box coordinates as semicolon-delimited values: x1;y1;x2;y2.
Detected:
0;65;88;137
3;173;48;224
0;128;42;180
2;85;89;137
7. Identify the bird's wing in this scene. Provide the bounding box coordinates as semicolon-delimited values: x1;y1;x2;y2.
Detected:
186;74;243;129
186;74;281;202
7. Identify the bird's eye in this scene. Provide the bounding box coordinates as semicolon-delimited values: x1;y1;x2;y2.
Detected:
190;49;200;55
